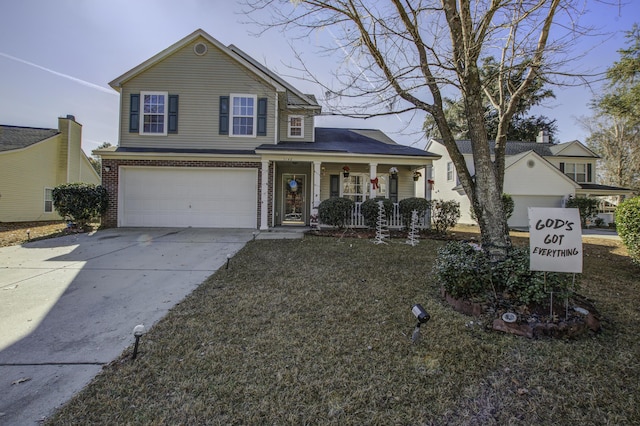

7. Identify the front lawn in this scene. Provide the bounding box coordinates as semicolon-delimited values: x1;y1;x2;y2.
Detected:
48;234;640;425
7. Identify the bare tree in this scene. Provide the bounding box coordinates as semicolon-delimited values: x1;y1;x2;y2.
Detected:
582;116;640;194
244;0;593;261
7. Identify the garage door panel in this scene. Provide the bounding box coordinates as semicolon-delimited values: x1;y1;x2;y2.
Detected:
510;195;563;229
120;168;257;228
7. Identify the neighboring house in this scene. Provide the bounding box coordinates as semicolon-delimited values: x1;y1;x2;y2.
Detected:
96;29;439;229
423;133;633;228
0;116;101;222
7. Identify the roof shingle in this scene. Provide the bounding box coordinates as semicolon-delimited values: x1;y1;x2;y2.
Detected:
0;125;59;152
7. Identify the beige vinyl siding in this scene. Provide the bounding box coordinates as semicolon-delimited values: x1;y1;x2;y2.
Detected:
59;118;84;182
119;38;277;151
79;155;101;185
279;109;316;142
0;137;63;222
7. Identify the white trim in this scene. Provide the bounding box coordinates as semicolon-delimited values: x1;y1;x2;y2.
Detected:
140;91;169;136
260;160;269;230
287;115;304;138
229;93;257;138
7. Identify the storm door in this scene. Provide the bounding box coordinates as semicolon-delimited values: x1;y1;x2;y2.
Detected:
282;174;306;224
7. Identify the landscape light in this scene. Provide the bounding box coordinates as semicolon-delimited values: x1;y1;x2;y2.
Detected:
226;253;231;269
411;304;430;344
132;324;146;360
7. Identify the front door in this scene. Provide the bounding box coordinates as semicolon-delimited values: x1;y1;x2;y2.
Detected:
282;174;305;225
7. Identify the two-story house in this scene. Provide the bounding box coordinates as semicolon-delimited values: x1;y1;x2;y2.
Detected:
0;115;100;222
423;132;633;228
96;29;439;229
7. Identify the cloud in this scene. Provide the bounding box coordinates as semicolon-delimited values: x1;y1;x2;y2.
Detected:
0;51;117;95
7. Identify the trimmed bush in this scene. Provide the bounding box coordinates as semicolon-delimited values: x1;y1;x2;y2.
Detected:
318;197;355;228
616;196;640;265
566;197;599;227
52;183;108;228
431;199;460;234
434;241;577;304
361;197;394;228
398;197;430;229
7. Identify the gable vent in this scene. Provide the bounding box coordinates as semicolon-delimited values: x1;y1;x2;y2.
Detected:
194;42;208;56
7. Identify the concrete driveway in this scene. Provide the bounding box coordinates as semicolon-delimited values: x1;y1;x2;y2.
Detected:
0;227;253;425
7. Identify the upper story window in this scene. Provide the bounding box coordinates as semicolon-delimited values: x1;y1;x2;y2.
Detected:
130;92;178;135
561;162;592;183
141;91;168;135
231;94;257;137
288;115;304;138
44;188;53;213
446;162;454;181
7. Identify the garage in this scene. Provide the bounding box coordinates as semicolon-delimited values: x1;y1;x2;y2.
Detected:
119;167;258;228
510;195;563;229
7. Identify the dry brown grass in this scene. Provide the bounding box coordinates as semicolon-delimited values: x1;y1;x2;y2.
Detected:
46;232;640;425
0;221;68;247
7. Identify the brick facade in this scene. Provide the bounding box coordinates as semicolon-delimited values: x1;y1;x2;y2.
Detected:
101;158;272;228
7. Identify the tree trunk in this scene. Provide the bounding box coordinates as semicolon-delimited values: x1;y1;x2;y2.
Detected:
463;64;512;261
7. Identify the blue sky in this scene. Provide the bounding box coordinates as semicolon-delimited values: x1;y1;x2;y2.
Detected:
1;0;638;155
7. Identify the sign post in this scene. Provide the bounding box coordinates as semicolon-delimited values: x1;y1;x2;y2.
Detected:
529;207;583;319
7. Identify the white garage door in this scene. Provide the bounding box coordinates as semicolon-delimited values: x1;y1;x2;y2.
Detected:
120;167;257;228
510;195;563;229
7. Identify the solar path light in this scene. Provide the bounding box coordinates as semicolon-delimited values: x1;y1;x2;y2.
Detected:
132;324;146;360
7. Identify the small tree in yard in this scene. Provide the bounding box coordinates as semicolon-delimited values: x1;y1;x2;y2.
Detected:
52;183;108;228
616;196;640;265
566;197;599;228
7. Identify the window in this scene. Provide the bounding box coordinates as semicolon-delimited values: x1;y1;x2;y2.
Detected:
288;115;304;138
230;94;257;137
44;188;53;213
563;163;588;183
140;91;168;135
446;162;454;181
342;174;368;203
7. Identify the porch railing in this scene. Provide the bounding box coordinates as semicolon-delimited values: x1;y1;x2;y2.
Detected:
341;202;431;229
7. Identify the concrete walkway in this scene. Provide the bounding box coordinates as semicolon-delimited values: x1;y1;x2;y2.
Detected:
0;228;253;425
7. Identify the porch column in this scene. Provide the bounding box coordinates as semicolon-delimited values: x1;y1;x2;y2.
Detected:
260;160;269;230
369;162;378;198
425;164;433;201
312;161;321;213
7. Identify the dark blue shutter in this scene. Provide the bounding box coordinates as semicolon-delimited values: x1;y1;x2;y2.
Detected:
219;96;229;135
330;175;340;198
129;94;140;133
257;97;267;136
587;163;592;182
168;95;178;134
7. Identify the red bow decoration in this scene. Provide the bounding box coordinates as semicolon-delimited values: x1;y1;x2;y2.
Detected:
370;177;379;190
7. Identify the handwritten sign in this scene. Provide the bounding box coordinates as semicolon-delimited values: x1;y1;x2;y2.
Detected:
528;207;582;273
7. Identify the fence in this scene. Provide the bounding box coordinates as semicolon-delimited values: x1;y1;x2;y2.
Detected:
340;202;431;229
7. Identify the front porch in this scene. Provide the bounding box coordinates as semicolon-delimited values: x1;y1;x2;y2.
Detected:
270;159;434;228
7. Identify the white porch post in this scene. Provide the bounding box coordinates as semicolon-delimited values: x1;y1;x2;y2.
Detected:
260;160;269;230
425;164;433;201
369;162;378;199
312;161;321;214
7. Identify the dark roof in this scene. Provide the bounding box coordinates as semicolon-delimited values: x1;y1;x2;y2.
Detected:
579;183;633;192
0;125;59;152
443;139;555;156
258;128;439;158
